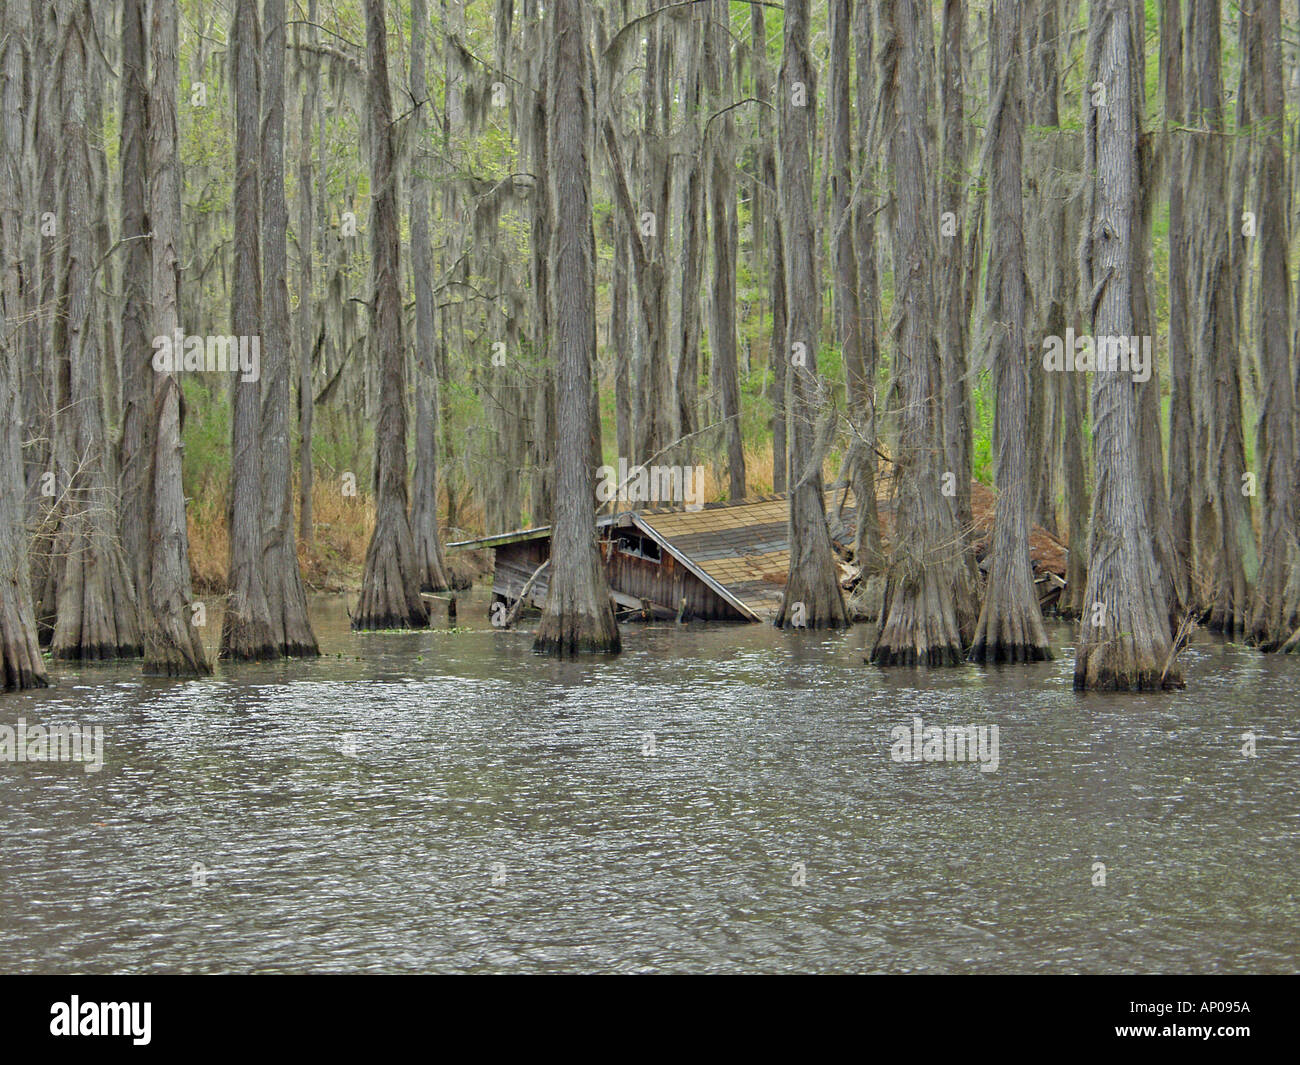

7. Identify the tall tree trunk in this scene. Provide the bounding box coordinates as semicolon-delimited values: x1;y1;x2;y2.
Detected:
938;0;979;635
828;0;864;530
145;0;210;677
773;0;847;630
1163;0;1194;607
409;0;449;593
1027;0;1087;618
533;0;620;656
1130;0;1185;622
1074;0;1178;690
969;0;1051;663
752;2;786;493
871;0;965;665
612;213;633;464
672;15;704;461
353;0;429;630
50;0;141;661
261;0;319;656
0;1;46;689
1186;0;1255;635
221;0;279;660
118;0;153;602
296;0;317;546
707;0;744;499
851;0;882;577
1247;0;1300;651
30;1;59;639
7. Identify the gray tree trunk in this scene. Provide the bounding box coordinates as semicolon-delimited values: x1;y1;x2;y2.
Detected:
707;0;744;499
50;0;142;661
145;0;210;676
871;0;966;665
0;0;46;688
1247;0;1300;651
353;0;429;630
1074;0;1178;690
533;0;620;656
296;0;318;546
1186;0;1255;635
221;0;279;660
850;0;882;576
261;0;319;656
773;0;847;631
408;0;450;593
751;2;786;494
118;0;153;602
969;0;1051;663
1162;0;1194;603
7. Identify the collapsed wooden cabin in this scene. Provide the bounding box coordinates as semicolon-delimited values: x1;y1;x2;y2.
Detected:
448;485;1070;623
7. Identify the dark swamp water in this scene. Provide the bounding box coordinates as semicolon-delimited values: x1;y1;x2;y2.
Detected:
1;591;1296;974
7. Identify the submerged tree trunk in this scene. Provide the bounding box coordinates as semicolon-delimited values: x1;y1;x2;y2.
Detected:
1162;0;1194;606
938;0;980;635
774;0;847;631
261;0;319;656
0;336;44;686
969;0;1051;663
353;0;429;630
871;0;965;665
118;0;152;602
1247;0;1300;651
1074;0;1178;691
409;0;450;593
828;0;867;546
221;0;279;660
533;0;620;656
851;0;882;578
0;7;46;689
1186;0;1254;635
51;0;141;661
145;0;210;677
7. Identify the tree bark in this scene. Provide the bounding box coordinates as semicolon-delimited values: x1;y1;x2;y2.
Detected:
871;0;965;665
1162;0;1194;605
353;0;429;630
221;0;279;660
850;0;882;577
938;0;980;635
751;2;786;494
1186;0;1255;634
969;0;1051;663
118;0;153;603
773;0;847;631
144;0;210;677
409;0;450;594
261;0;319;656
1074;0;1178;690
50;0;142;661
1247;0;1300;651
296;0;318;547
0;1;47;689
533;0;621;656
707;0;744;500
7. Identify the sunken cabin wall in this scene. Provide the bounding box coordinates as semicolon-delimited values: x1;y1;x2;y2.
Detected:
490;533;746;621
597;535;747;620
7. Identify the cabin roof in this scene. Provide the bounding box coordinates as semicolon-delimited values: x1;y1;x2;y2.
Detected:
626;491;856;621
448;489;858;622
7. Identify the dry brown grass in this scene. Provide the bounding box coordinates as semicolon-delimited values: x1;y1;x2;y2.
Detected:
188;487;376;595
187;480;492;595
